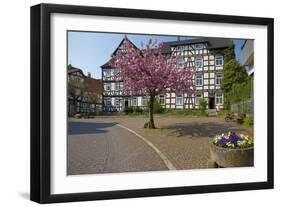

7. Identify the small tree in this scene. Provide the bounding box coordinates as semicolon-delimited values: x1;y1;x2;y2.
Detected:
222;42;235;63
229;79;251;103
85;91;100;114
199;98;207;114
114;36;195;128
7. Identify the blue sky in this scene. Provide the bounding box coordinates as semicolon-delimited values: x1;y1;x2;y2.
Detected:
68;31;245;79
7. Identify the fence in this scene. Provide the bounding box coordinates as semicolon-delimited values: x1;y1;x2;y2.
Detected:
231;99;253;114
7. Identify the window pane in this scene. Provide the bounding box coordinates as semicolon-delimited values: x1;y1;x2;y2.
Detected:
215;56;223;66
215;94;223;105
195;57;203;67
196;75;203;86
195;95;202;105
176;58;185;69
176;97;183;105
215;74;222;85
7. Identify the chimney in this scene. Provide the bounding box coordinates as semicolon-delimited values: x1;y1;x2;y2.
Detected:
87;72;91;78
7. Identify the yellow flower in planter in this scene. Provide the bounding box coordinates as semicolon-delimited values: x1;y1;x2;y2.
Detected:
247;136;253;144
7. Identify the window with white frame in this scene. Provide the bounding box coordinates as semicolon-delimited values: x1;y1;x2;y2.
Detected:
132;97;137;106
176;96;183;105
176;58;185;69
104;83;111;91
195;74;203;86
104;69;111;77
195;94;202;105
215;55;223;66
142;97;148;106
195;57;203;68
195;43;204;50
215;74;222;85
111;82;115;91
216;94;223;105
159;95;165;105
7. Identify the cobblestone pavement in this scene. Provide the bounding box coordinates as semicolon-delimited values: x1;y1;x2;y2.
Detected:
68;116;253;174
67;120;167;175
115;116;252;170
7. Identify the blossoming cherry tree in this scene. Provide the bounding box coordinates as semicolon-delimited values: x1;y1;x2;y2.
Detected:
114;36;195;128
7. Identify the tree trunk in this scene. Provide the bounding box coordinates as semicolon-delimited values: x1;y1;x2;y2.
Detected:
146;95;156;129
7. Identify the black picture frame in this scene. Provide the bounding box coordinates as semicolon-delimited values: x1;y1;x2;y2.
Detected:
30;3;274;204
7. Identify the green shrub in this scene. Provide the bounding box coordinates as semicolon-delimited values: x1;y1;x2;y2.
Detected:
134;106;143;113
242;116;253;126
123;106;146;115
153;100;165;114
146;99;165;114
217;110;230;117
124;106;134;114
199;98;207;114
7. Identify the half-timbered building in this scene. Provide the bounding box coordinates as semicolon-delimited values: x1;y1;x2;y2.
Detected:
68;64;103;115
101;37;232;112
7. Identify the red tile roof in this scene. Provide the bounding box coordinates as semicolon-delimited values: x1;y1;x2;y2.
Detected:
67;64;102;94
85;77;103;94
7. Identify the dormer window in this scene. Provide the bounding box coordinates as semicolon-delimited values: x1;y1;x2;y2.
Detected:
195;43;204;50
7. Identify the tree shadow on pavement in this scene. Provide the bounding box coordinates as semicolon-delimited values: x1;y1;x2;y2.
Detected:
163;122;251;139
68;121;118;135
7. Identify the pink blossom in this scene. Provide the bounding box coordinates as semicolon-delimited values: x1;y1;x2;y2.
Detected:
113;36;195;128
113;36;195;97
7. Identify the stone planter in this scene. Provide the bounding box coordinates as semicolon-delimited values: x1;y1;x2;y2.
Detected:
210;143;254;167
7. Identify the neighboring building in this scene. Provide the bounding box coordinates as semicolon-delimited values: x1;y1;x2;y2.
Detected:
241;39;254;114
67;64;102;115
241;40;254;95
101;37;233;112
241;40;254;77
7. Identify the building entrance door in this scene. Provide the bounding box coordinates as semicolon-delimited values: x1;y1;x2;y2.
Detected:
125;99;128;107
209;97;215;109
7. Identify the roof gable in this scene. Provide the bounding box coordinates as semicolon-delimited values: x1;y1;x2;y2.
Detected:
67;64;86;77
101;36;140;69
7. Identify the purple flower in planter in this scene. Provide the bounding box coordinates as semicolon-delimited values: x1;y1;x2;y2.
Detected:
218;137;228;146
213;131;253;148
228;131;241;144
